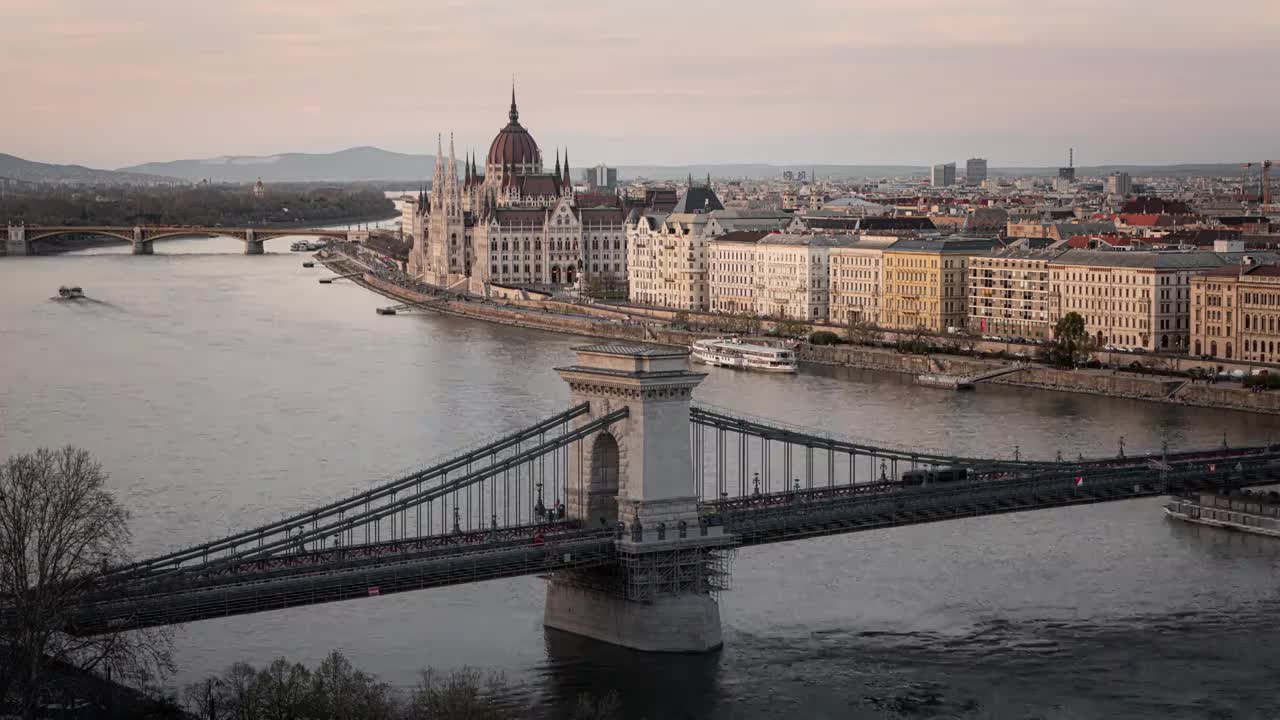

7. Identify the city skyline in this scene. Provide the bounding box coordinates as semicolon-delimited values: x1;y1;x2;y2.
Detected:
4;0;1278;169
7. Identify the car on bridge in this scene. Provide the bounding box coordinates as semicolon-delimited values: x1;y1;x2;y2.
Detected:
900;467;969;486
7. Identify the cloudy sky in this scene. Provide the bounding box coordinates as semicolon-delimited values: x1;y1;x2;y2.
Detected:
4;0;1277;169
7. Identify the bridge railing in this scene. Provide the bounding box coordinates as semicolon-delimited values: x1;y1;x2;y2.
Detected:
704;448;1280;545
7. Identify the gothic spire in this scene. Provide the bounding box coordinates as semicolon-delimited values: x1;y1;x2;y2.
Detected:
554;148;561;179
562;148;570;187
509;79;519;124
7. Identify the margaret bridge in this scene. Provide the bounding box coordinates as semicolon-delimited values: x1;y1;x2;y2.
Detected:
5;223;373;256
7;344;1280;652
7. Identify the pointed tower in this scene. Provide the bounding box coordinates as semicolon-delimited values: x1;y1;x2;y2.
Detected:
445;133;461;217
431;134;444;212
554;148;561;180
562;149;571;188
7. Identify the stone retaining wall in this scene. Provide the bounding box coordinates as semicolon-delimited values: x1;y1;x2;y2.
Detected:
335;254;1280;415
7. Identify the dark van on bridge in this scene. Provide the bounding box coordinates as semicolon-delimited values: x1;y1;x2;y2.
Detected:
900;467;969;486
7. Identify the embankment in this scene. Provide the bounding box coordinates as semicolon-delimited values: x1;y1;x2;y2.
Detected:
322;251;1280;415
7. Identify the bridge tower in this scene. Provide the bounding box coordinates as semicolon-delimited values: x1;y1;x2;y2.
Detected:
131;226;153;255
546;344;732;652
5;223;27;256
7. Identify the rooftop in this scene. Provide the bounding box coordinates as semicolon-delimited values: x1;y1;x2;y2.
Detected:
573;343;687;357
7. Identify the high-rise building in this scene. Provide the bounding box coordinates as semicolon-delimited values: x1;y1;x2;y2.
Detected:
965;158;988;186
582;164;618;191
930;163;956;187
1105;172;1132;196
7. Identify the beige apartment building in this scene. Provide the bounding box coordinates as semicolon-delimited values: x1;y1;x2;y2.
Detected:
828;236;896;325
707;233;847;321
1191;263;1280;363
753;234;843;321
627;186;792;311
707;231;767;314
1047;250;1229;352
881;238;1000;332
967;248;1062;340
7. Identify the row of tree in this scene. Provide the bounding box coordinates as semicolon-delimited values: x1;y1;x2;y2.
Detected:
1;184;394;227
182;652;621;720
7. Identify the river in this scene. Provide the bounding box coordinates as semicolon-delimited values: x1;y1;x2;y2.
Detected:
2;232;1280;718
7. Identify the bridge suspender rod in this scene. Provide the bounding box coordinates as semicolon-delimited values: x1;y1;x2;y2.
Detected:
106;403;594;581
134;408;630;585
690;406;1048;469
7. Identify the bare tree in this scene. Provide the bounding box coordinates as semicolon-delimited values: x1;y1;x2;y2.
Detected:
0;446;173;718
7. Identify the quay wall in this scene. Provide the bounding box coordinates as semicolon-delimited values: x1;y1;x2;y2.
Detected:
323;251;1280;415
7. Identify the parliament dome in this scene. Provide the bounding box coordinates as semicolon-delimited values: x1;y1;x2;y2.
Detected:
487;88;540;169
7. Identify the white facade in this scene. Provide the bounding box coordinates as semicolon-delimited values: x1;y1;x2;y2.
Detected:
626;199;793;311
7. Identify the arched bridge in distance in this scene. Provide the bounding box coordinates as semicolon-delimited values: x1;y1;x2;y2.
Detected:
12;344;1280;653
5;223;372;255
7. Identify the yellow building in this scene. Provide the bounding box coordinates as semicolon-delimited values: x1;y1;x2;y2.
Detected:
881;238;999;332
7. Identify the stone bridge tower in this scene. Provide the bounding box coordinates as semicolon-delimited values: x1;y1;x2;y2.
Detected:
546;344;731;652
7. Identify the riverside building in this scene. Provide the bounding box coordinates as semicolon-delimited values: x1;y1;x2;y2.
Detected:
1047;250;1233;353
881;237;1000;332
828;236;897;326
1191;262;1280;362
408;88;627;292
967;248;1062;340
626;184;794;311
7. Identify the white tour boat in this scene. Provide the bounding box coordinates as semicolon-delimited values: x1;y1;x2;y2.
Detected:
690;338;797;373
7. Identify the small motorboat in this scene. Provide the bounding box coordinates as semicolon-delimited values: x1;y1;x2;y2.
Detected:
57;286;84;299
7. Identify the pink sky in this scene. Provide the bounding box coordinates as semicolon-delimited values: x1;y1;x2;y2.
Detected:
4;0;1278;168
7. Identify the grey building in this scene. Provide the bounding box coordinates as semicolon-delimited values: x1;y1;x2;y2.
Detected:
930;163;956;187
965;158;988;185
582;164;618;191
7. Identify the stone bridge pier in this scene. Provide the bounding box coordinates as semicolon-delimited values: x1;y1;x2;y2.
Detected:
243;229;263;255
546;344;731;652
131;226;153;255
6;224;28;256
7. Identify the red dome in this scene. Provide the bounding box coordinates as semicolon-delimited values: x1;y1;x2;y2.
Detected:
487;90;539;168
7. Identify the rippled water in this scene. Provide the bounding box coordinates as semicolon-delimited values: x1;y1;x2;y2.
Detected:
2;237;1280;718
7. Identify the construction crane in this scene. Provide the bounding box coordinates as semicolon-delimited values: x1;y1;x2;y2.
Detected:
1264;160;1274;212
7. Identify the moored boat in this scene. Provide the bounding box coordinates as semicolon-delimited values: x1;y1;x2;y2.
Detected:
57;285;84;299
691;337;797;373
1165;491;1280;538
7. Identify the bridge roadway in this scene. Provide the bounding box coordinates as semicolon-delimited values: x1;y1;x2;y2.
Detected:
50;444;1280;635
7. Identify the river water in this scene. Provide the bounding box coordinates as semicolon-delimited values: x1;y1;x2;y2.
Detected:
2;234;1280;718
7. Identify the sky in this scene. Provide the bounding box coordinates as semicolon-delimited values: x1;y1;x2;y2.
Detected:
3;0;1278;169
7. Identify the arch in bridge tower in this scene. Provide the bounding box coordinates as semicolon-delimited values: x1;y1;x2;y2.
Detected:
585;431;621;527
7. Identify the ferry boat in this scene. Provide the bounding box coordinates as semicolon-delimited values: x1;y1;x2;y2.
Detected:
690;338;797;373
57;285;84;299
1164;492;1280;538
290;239;328;252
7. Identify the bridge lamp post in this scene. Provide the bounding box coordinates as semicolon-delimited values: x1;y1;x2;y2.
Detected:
1118;436;1126;458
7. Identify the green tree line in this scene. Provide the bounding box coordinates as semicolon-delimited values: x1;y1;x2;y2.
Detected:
1;184;394;227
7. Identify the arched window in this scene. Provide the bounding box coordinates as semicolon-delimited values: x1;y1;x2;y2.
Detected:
1226;343;1233;359
1245;315;1251;330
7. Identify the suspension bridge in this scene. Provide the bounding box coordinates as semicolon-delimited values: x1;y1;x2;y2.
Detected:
11;344;1280;652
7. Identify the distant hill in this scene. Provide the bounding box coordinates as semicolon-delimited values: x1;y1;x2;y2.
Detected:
5;146;1257;185
120;146;437;183
0;153;174;184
